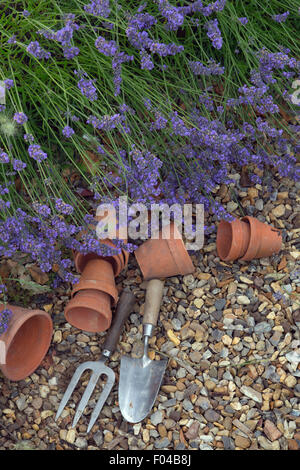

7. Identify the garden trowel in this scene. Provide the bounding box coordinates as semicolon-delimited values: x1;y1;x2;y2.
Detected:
118;279;167;423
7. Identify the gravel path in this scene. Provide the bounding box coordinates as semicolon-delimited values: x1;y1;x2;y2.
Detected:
0;167;299;451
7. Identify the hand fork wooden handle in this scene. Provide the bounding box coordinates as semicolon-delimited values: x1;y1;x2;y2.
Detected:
55;289;136;433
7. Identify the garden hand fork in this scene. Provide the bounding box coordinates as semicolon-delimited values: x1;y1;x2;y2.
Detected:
55;290;135;433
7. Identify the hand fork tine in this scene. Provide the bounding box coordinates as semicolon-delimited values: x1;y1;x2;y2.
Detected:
55;290;136;432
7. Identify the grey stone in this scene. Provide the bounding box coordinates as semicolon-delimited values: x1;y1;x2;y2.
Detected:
215;298;226;310
93;431;103;447
222;436;235;450
255;199;264;211
204;409;220;422
74;437;88;449
16;396;27;411
154;438;170;449
150;410;164;426
254;322;272;335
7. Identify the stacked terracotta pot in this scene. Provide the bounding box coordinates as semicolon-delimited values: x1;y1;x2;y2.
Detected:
65;238;129;333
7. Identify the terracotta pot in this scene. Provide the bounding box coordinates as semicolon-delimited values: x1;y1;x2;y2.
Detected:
216;218;250;261
74;240;127;278
74;258;118;303
134;222;195;280
217;216;282;262
64;289;112;333
0;304;53;381
74;210;129;277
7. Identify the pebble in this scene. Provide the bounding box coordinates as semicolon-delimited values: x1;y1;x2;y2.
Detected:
62;430;76;445
254;322;272;334
264;420;282;442
215;298;226;310
255;199;264;211
150;410;164;426
154;438;170;449
272;204;285;217
75;437;88;449
240;386;262;403
234;435;251;449
16;397;27;411
237;295;250;305
204;409;220;423
2;169;299;452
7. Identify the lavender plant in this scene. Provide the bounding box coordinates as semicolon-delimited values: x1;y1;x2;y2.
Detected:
0;0;299;288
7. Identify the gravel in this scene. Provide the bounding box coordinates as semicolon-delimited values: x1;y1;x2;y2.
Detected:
0;165;300;451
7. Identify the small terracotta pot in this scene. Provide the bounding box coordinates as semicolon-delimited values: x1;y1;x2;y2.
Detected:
216;218;250;261
74;241;127;278
71;258;118;305
0;304;53;381
64;289;112;333
134;222;195;280
217;216;282;262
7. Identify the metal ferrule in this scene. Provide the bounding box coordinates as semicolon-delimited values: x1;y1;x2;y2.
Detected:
143;323;155;338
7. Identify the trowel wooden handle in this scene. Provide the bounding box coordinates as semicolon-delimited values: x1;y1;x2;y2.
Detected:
103;290;136;354
143;279;165;327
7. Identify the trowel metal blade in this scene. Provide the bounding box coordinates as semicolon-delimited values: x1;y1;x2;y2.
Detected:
118;355;168;423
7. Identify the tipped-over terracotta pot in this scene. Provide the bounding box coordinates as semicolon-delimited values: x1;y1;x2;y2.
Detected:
134;222;195;280
64;289;113;332
217;216;282;262
0;304;53;381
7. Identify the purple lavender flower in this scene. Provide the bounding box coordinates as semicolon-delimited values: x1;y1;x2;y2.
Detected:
62;125;75;138
7;35;17;44
111;52;134;96
84;0;111;17
37;29;57;41
23;133;34;143
56;25;74;46
22;10;31;17
0;198;10;211
205;19;223;49
0;105;6;112
140;49;154;70
63;46;79;59
199;0;227;16
4;79;14;90
86;113;124;131
238;17;248;25
55;198;74;215
95;36;118;56
0;150;9;164
13;112;28;125
157;0;185;31
189;59;224;76
149;41;184;57
32;202;51;217
77;76;98;101
12;158;26;171
0;308;12;335
28;144;48;162
272;11;289;23
27;41;51;59
0;285;7;294
149;111;168;131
